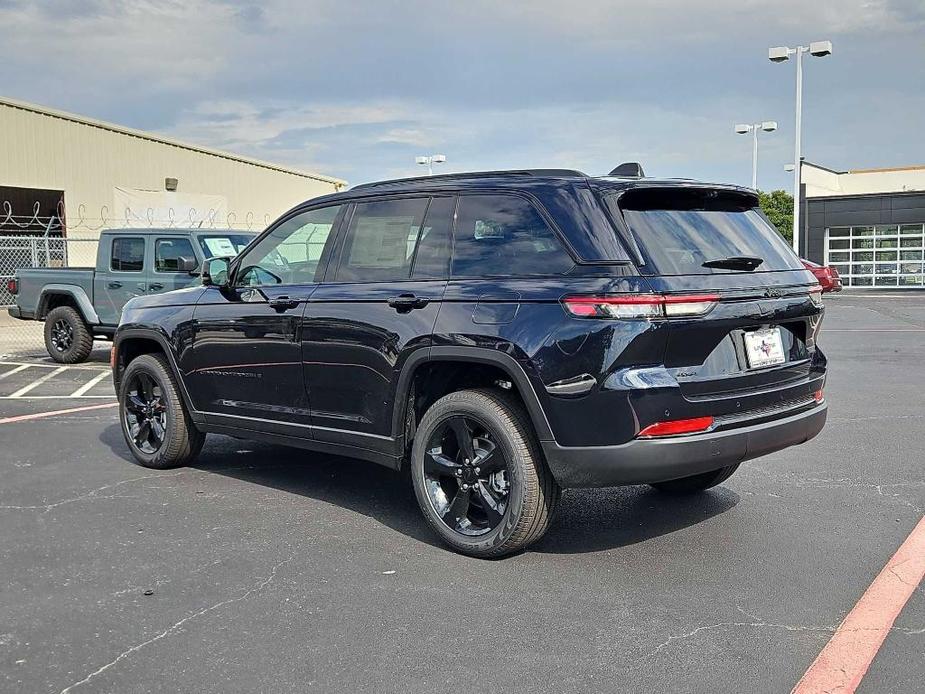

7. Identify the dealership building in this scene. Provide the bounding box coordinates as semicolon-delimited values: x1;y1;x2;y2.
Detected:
801;161;925;288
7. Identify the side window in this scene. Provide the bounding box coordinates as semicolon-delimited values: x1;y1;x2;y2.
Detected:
154;238;196;273
412;196;455;279
236;205;342;287
111;237;145;272
452;195;574;277
334;198;429;282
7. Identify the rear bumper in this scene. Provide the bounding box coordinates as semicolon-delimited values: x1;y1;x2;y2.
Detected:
542;403;827;488
6;306;31;320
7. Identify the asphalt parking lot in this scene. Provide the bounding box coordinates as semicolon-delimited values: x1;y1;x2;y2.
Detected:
1;293;923;694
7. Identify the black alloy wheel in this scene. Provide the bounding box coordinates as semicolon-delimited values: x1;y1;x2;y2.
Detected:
123;371;168;454
49;318;73;353
411;389;560;558
422;415;510;536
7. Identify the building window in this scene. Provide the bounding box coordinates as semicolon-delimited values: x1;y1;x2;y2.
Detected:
826;223;924;287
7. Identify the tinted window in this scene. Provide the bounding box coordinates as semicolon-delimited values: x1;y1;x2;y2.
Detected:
452;195;573;277
237;205;342;286
334;198;428;282
111;237;145;272
154;238;196;272
412;197;455;279
613;189;803;275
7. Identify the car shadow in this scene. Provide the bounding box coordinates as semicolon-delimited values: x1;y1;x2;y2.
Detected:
99;426;740;556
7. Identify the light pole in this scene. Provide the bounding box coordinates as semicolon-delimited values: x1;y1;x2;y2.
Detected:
769;40;832;254
734;121;778;189
415;154;446;176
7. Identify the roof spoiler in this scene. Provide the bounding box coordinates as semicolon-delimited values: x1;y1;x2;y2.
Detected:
608;162;645;178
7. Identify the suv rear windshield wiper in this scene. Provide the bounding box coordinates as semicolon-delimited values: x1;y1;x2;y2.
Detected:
701;255;764;271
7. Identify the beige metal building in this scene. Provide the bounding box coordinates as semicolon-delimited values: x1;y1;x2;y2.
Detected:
0;96;346;265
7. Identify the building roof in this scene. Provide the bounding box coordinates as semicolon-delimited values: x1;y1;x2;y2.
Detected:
802;160;925;198
0;96;347;188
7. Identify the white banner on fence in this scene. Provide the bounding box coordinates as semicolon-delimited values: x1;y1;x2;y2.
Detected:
113;188;228;228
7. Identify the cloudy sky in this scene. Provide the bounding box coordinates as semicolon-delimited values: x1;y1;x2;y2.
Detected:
1;0;923;189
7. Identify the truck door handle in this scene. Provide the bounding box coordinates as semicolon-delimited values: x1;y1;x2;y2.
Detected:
149;283;163;291
388;294;430;312
108;281;122;289
268;296;302;311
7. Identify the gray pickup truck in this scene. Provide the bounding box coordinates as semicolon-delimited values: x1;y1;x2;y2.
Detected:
7;228;254;363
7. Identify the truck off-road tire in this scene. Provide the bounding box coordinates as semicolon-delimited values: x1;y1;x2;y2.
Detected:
649;463;740;495
411;388;560;558
119;353;205;469
44;306;93;364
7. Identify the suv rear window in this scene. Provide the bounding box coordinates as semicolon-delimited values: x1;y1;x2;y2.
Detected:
610;189;803;275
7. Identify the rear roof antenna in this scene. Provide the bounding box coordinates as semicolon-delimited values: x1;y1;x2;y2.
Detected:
608;162;645;178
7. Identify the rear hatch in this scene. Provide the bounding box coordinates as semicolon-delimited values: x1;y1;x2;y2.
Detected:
607;187;824;412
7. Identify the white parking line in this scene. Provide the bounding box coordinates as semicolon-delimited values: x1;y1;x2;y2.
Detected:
69;371;111;397
8;366;68;398
0;364;33;380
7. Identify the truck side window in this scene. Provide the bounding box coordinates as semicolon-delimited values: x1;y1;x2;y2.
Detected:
111;237;145;272
155;238;196;273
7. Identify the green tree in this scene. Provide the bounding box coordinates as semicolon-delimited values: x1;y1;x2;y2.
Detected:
758;189;793;244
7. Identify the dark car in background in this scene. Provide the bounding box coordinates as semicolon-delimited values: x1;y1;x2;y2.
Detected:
110;166;828;557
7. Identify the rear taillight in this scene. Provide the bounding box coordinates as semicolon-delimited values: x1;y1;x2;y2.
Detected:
808;284;823;307
562;294;720;320
638;416;714;438
6;278;17;295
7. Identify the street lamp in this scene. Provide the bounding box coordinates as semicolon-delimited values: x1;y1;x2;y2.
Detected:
769;40;833;253
734;121;777;189
415;154;446;176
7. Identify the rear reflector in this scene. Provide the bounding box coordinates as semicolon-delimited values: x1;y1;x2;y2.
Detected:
563;294;720;319
808;284;823;307
638;416;714;438
5;278;17;295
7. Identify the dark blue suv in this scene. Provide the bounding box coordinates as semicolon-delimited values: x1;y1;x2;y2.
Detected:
112;167;827;557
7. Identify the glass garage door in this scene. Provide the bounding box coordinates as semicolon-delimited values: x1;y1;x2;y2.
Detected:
826;224;925;287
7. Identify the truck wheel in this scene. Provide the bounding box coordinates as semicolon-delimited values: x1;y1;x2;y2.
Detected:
650;464;740;495
119;354;204;469
411;388;560;558
44;306;93;364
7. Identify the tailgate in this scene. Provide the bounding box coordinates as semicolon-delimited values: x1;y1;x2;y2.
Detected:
611;186;824;400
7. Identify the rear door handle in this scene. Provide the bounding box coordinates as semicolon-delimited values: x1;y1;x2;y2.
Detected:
268;296;303;311
149;283;163;291
388;294;430;312
108;281;122;289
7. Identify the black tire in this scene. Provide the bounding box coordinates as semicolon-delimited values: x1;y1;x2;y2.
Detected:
650;464;740;495
44;306;93;364
410;388;560;558
119;353;204;469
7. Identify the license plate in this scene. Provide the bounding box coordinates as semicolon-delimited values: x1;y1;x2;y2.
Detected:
743;327;786;369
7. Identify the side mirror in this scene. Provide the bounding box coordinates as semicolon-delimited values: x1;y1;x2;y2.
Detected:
201;257;231;287
177;255;198;274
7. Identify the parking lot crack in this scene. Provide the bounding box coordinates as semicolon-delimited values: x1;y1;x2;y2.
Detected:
58;555;293;693
0;471;190;513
